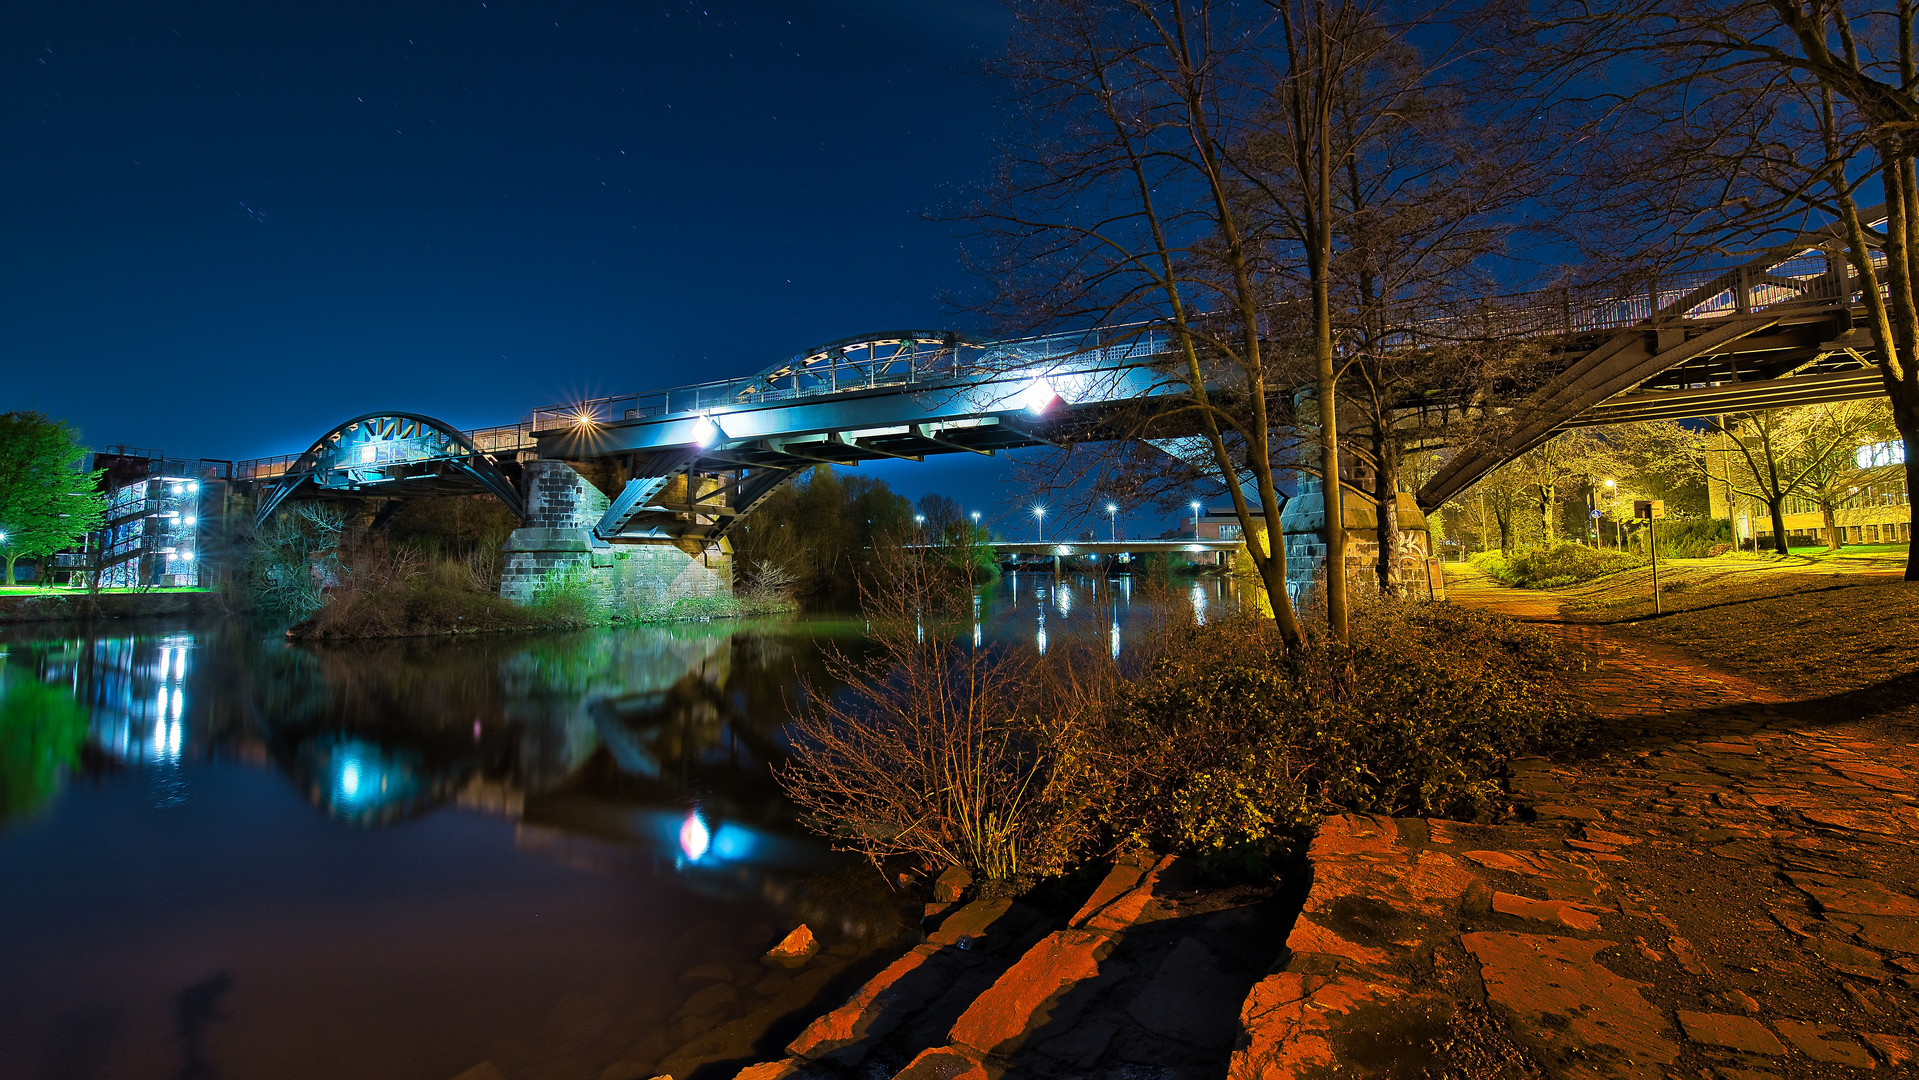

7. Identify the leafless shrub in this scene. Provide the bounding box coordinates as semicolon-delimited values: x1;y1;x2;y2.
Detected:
778;551;1095;882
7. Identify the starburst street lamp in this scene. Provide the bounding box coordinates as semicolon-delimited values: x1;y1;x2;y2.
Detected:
1033;505;1045;543
1106;501;1119;541
1190;500;1202;537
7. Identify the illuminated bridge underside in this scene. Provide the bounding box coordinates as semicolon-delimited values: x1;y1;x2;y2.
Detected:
1417;213;1895;512
254;412;528;526
540;334;1178;543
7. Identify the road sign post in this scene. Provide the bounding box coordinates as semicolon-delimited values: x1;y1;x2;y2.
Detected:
1634;500;1665;614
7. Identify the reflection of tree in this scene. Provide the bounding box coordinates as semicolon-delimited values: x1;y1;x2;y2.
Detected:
0;676;89;821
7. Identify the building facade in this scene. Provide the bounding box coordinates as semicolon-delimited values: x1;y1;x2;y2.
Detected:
1706;435;1912;548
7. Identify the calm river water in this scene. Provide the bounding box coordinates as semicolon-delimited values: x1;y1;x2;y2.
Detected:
0;573;1237;1080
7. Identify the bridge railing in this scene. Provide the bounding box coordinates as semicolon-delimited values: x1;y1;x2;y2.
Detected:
528;324;1173;430
1393;249;1855;346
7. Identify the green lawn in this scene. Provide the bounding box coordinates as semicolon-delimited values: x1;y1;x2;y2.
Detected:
0;585;213;595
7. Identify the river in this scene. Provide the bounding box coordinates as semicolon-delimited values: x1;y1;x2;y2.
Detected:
0;572;1237;1080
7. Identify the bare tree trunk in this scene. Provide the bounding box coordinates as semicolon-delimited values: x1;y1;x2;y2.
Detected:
1373;424;1400;594
1770;497;1790;555
1822;500;1841;550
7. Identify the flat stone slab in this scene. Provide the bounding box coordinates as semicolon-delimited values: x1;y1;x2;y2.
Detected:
1674;1010;1784;1055
1124;936;1241;1048
1462;932;1678;1079
1491;891;1605;931
947;929;1110;1057
1229;971;1397;1080
894;1046;994;1080
1787;872;1919;918
787;944;943;1063
1772;1018;1877;1068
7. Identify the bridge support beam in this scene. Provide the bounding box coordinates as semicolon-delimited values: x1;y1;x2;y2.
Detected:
1279;478;1433;606
499;461;731;615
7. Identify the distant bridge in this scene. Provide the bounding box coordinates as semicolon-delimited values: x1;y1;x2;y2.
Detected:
965;540;1239;557
235;211;1899;538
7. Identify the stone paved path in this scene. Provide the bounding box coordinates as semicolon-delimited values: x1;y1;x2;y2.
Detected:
1457;576;1919;1076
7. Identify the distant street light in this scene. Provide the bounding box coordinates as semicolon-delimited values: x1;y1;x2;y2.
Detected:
1106;501;1119;541
971;510;981;525
1033;505;1045;543
1190;500;1202;538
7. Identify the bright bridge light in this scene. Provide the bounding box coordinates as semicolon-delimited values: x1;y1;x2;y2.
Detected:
691;414;720;448
1017;379;1059;415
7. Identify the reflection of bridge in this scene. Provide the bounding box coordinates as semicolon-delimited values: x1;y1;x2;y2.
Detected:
223;214;1900;597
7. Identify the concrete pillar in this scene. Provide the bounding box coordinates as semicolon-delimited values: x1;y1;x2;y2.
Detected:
500;460;732;616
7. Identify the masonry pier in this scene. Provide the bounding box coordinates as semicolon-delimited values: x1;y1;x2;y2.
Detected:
500;460;730;615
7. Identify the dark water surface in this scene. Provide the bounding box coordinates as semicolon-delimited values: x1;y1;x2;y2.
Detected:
0;573;1234;1080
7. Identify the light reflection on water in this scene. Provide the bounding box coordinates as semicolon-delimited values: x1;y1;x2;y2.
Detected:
0;572;1235;1079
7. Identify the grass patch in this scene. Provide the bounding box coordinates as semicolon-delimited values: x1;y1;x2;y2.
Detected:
626;592;799;622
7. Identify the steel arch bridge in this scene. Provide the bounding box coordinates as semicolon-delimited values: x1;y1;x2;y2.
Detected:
238;212;1902;539
251;412;528;527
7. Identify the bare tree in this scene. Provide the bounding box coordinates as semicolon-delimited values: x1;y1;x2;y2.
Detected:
1515;0;1919;578
1788;399;1897;547
1236;16;1547;594
978;0;1532;637
976;0;1314;642
1712;403;1887;552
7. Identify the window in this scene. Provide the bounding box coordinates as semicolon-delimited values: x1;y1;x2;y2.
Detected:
1857;440;1907;468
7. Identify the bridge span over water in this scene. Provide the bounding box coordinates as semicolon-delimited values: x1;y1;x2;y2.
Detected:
234;212;1898;557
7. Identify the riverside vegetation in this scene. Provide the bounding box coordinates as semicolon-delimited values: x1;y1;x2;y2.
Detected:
248;495;798;639
777;552;1595;888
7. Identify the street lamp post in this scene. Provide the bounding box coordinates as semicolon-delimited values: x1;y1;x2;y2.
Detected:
1604;479;1617;549
1190;500;1201;538
1033;506;1045;543
1106;502;1119;542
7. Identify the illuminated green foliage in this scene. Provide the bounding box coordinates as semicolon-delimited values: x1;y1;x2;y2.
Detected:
0;676;89;821
0;412;108;586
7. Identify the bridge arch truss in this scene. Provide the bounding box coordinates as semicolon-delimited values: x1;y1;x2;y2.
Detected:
253;412;528;527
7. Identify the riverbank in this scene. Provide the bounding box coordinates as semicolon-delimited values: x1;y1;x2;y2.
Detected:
287;588;798;640
678;573;1919;1079
0;586;225;622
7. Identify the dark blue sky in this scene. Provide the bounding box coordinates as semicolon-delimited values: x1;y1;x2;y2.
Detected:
2;1;1125;530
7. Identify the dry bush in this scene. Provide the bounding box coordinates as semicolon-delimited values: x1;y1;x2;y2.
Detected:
1075;601;1596;867
778;550;1095;882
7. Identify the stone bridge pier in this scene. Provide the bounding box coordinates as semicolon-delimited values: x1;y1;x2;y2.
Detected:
499;460;730;615
1280;475;1434;605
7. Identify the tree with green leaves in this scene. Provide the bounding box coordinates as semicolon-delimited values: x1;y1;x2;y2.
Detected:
0;412;107;586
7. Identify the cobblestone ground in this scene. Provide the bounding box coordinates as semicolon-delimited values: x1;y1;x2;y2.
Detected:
1443;572;1919;1076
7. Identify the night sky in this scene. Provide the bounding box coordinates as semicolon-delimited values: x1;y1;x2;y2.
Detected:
2;2;1119;533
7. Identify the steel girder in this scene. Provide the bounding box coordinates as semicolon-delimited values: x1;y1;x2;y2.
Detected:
253;411;527;527
1415;212;1895;511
